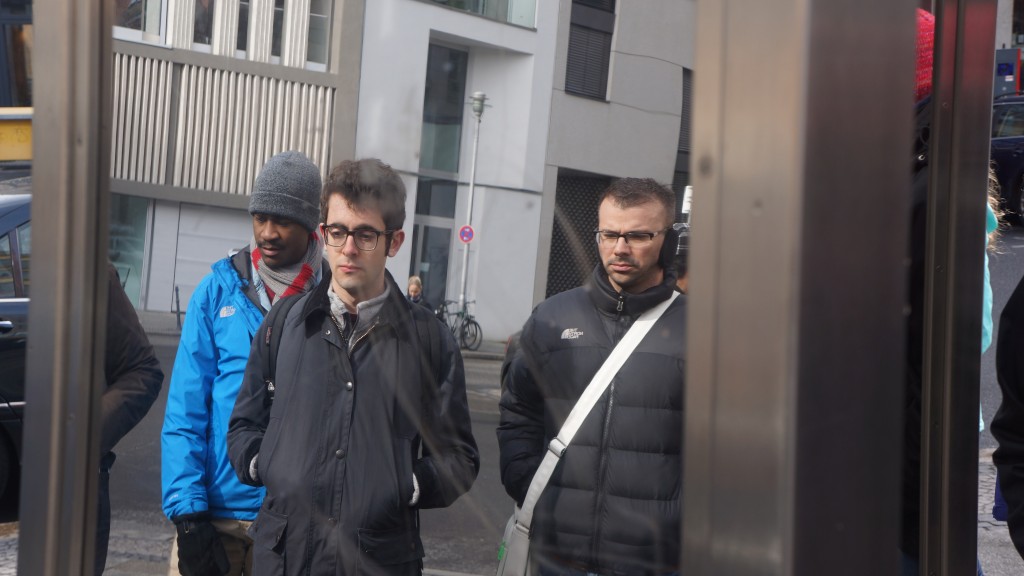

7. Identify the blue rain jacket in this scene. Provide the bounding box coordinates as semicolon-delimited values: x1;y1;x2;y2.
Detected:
161;253;267;521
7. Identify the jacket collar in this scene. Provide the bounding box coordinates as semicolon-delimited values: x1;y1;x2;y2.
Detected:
301;267;412;332
585;264;677;317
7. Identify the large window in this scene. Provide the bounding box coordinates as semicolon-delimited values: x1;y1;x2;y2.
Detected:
194;0;214;46
410;178;458;310
0;16;32;107
271;0;285;58
429;0;536;27
109;194;150;307
420;44;469;174
565;0;615;100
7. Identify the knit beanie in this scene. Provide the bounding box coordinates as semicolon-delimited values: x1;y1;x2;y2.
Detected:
249;151;322;232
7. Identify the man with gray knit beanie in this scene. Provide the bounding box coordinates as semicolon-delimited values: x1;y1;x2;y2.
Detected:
162;151;327;576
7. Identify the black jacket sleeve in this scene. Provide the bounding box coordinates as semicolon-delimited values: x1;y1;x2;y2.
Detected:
496;316;546;506
414;317;480;509
992;272;1024;558
102;264;164;456
227;323;270;486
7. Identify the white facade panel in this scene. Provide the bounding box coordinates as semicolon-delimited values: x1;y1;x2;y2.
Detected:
361;0;560;343
174;204;253;310
146;200;182;312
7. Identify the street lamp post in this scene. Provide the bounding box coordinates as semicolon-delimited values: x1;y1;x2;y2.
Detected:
458;91;487;311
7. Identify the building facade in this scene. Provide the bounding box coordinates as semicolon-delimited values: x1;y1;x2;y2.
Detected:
6;0;695;342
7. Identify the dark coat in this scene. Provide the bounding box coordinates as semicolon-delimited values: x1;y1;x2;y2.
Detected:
992;273;1024;557
497;266;686;575
228;271;479;576
103;262;163;456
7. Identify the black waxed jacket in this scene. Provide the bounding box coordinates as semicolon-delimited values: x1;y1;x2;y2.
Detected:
497;266;686;575
992;273;1024;558
228;271;479;576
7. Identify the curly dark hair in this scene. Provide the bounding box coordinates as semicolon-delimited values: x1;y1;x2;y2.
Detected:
320;159;407;230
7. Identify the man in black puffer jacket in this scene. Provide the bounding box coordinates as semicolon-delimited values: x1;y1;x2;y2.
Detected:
498;177;686;575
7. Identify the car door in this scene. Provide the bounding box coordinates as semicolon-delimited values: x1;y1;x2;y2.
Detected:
991;100;1024;210
0;202;29;458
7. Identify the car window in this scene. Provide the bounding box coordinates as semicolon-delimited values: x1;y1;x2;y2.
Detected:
992;103;1024;138
17;222;29;296
0;234;14;297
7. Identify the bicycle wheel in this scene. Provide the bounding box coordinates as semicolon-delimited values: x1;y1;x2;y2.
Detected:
460;318;483;351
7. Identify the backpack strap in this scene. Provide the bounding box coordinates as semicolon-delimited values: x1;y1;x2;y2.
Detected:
260;295;302;408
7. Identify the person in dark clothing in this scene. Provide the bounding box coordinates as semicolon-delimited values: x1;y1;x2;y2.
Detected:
497;177;685;575
992;273;1024;559
407;275;433;311
161;150;325;576
228;158;479;576
97;262;164;574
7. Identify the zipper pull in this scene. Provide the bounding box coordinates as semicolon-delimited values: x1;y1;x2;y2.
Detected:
616;296;624;313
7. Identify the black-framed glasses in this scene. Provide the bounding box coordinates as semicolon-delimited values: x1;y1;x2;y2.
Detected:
321;224;393;251
594;229;667;247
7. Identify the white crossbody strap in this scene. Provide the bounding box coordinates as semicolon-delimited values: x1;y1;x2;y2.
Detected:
516;291;679;529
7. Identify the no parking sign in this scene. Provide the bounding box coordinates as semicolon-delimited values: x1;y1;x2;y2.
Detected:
459;225;475;243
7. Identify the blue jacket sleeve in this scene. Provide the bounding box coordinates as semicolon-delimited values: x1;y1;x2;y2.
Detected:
161;281;219;520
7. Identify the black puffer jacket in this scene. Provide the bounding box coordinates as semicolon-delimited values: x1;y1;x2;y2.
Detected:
228;271;479;576
498;266;686;575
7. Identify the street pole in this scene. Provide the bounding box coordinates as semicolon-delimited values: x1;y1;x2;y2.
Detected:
458;91;487;310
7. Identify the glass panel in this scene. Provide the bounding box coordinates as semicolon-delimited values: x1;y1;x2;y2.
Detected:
0;234;13;297
194;0;214;44
115;0;162;36
415;178;458;218
416;225;452;310
271;0;284;57
507;0;536;27
16;223;28;297
237;0;249;52
993;104;1024;138
1;24;32;107
109;194;149;307
420;44;469;173
307;0;330;65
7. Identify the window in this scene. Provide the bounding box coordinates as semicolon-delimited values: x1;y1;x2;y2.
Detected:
993;104;1024;138
271;0;285;58
193;0;214;45
306;0;330;66
420;44;469;174
0;23;32;107
114;0;163;40
415;178;458;218
0;234;13;297
565;0;615;100
16;222;28;297
237;0;249;52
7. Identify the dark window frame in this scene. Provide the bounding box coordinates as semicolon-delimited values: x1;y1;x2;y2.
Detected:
565;1;615;100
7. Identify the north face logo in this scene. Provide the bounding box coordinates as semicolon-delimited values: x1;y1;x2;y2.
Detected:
561;328;584;340
220;306;236;318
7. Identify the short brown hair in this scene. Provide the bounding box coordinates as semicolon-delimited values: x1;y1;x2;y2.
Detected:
600;178;675;228
320;159;407;230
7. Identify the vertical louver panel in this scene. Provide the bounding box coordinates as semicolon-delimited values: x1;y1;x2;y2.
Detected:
170;64;334;194
111;53;172;184
565;24;611;99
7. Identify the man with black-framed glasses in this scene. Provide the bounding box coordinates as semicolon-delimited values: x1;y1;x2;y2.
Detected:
498;177;687;575
228;158;479;575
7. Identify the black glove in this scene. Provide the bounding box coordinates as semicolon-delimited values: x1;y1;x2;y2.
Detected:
173;512;230;576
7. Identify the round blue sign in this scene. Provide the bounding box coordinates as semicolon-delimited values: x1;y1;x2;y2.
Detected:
459;225;475;243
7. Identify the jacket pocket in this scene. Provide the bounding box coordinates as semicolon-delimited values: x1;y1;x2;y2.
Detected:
258;416;283;484
357;525;424;568
252;507;287;573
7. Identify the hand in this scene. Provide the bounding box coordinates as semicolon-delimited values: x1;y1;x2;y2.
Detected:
173;512;230;576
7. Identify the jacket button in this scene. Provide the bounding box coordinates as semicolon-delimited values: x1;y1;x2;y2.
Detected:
335;449;346;459
345;381;354;390
328;517;336;526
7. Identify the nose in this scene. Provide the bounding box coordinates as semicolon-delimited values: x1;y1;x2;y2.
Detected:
341;233;361;255
612;235;631;253
259;221;281;241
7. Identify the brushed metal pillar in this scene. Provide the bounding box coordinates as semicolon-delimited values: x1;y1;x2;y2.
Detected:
17;0;113;572
920;1;995;575
684;1;914;574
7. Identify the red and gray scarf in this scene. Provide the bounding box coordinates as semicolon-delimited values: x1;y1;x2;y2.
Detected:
250;232;325;304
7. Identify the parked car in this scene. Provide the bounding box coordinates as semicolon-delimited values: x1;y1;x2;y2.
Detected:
991;93;1024;220
0;192;29;501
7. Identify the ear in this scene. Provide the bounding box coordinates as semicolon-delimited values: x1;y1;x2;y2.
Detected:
387;229;405;257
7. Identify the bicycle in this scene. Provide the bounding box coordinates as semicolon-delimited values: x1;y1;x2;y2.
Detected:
435;299;483;351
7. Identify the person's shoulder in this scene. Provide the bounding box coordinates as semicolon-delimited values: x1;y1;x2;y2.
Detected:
533;286;588;316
